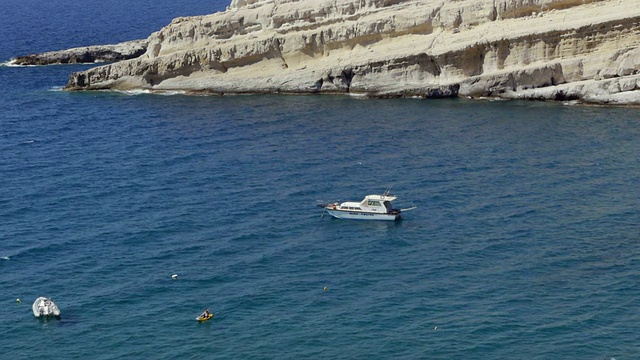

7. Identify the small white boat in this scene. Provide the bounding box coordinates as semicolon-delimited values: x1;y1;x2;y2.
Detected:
32;297;60;318
321;191;416;221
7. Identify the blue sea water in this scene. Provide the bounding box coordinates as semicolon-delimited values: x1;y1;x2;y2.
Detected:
2;1;640;359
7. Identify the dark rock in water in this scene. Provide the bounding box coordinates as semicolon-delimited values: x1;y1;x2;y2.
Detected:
423;84;460;98
12;39;147;65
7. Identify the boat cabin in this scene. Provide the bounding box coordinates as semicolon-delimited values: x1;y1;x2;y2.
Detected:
337;194;398;214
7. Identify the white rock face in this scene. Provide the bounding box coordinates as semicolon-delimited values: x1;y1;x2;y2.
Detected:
66;0;640;104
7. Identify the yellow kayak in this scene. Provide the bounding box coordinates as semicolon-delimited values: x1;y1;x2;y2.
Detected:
197;313;214;322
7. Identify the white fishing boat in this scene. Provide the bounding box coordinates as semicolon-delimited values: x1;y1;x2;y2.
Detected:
321;191;416;221
32;297;60;318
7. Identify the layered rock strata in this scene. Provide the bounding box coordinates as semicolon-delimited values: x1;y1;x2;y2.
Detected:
12;40;147;65
64;0;640;104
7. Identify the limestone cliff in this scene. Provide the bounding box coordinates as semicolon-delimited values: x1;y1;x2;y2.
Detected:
65;0;640;104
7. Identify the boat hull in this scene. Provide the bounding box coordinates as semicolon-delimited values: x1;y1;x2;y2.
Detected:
325;209;400;221
197;314;214;322
32;297;60;318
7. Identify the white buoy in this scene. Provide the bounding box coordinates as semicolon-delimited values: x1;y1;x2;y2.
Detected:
171;274;178;279
16;298;21;303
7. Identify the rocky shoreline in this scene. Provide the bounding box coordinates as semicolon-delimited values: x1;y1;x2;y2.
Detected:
13;0;640;104
11;39;147;65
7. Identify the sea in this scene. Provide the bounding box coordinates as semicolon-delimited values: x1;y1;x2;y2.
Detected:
1;1;639;359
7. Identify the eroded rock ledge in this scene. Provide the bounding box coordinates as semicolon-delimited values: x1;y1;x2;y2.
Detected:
12;39;147;65
63;0;640;104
